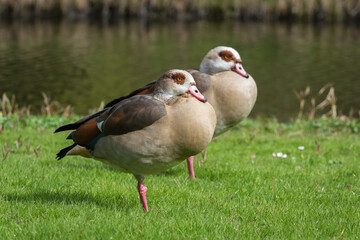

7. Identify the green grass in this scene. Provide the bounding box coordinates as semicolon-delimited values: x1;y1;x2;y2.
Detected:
1;115;360;238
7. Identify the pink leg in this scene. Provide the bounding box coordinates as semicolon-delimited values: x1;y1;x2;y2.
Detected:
187;156;196;179
137;181;148;212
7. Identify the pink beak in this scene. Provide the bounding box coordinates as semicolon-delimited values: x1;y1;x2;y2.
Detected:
188;85;207;103
231;61;249;78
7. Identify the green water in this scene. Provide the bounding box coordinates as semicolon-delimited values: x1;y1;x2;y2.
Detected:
0;21;359;120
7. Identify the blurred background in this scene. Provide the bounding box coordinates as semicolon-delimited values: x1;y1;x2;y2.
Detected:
0;0;359;120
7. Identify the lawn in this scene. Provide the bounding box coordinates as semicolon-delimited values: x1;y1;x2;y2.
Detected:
0;115;359;239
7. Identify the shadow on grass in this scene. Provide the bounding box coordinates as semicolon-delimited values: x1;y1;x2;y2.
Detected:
156;166;184;177
58;159;119;172
3;189;135;210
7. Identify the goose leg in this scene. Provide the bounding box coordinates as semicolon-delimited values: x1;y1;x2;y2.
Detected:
137;181;148;212
186;156;195;179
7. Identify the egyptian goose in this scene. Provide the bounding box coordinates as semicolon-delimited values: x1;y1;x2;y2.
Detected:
55;70;216;212
191;46;257;136
178;47;256;178
104;46;257;179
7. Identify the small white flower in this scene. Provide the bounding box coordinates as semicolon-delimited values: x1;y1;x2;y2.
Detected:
251;154;256;158
282;154;287;158
298;146;304;151
277;152;283;157
272;152;276;157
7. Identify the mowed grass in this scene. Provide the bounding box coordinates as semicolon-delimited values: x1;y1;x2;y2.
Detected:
0;115;359;239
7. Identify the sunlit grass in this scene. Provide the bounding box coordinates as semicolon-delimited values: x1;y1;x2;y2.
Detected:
1;115;359;238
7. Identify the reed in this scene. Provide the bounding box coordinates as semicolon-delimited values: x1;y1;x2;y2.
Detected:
0;0;359;23
0;92;74;118
294;83;342;121
1;86;358;121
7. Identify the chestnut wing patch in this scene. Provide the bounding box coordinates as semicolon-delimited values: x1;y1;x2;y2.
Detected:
72;118;101;146
54;108;108;133
104;81;156;108
100;95;167;136
187;69;211;94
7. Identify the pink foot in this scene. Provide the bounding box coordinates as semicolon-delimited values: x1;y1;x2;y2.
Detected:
187;156;196;179
137;182;148;212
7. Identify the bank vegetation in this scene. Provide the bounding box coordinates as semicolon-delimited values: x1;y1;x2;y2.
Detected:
0;0;360;23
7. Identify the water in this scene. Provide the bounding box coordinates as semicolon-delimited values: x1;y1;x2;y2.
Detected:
0;20;359;120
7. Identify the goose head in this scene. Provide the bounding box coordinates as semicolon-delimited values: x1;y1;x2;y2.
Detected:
199;46;249;78
154;69;207;103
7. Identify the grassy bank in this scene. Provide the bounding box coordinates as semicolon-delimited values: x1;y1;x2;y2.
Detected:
0;0;360;23
0;114;359;238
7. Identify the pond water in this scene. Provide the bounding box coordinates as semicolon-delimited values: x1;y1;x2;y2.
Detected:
0;20;359;120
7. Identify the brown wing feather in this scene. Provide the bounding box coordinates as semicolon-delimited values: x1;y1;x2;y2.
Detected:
104;81;156;108
54;108;108;133
56;95;166;147
72;118;101;145
101;95;167;136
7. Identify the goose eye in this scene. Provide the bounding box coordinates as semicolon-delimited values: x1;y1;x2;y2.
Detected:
219;50;233;62
172;73;186;85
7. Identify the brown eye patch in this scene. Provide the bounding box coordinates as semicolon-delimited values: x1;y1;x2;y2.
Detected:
219;50;234;62
172;72;186;85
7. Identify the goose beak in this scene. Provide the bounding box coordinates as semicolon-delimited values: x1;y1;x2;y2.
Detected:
231;60;249;78
188;85;207;103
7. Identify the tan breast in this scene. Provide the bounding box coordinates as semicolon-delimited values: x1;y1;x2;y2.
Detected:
166;97;216;156
93;97;216;176
204;71;257;136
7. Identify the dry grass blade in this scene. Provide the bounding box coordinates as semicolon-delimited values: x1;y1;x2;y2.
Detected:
1;93;14;116
18;105;32;117
63;105;73;118
329;87;337;119
0;124;4;135
294;86;310;120
315;140;321;155
16;136;23;149
318;83;333;95
3;143;9;161
0;212;21;224
309;97;316;120
26;106;31;116
34;145;41;158
42;92;52;116
2;93;7;116
315;85;337;118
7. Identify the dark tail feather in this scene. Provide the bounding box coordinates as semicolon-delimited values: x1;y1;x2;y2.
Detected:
56;143;77;160
54;123;80;133
66;131;76;140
